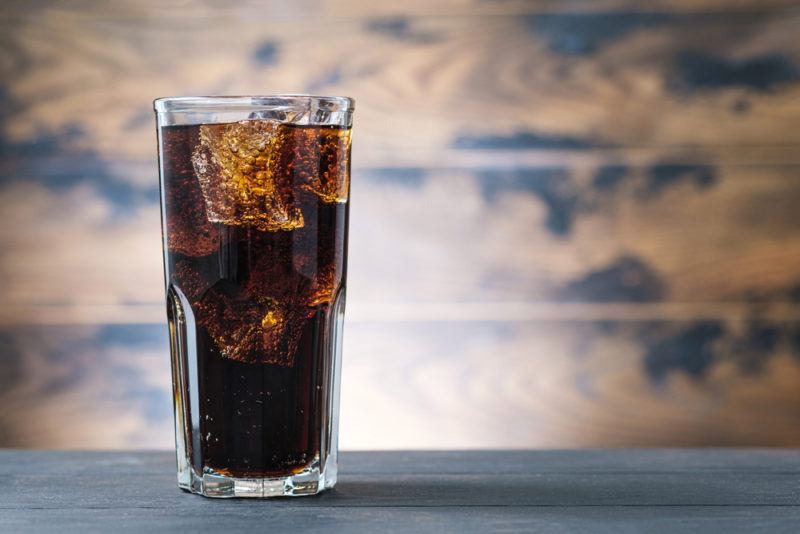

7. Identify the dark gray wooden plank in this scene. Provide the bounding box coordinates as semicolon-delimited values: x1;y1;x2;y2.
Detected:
1;451;799;507
4;506;800;534
1;450;799;533
3;450;800;476
2;472;798;508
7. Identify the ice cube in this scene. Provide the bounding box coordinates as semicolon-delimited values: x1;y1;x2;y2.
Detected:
191;120;351;233
191;120;304;232
173;259;214;302
163;128;220;256
307;264;340;307
194;287;308;366
291;127;351;203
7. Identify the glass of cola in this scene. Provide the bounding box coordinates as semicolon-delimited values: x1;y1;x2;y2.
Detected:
154;95;353;498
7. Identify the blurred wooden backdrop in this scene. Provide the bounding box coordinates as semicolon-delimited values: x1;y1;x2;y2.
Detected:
1;0;799;449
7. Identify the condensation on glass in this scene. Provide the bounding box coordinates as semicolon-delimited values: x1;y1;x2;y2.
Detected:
154;95;353;498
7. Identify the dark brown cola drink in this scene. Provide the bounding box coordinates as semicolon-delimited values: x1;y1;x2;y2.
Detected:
159;118;350;483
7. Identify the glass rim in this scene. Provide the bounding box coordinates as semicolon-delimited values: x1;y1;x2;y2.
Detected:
153;94;355;114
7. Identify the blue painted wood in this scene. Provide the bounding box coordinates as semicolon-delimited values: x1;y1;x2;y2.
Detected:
0;450;798;533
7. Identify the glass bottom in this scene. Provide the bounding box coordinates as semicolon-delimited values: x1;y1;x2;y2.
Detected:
177;457;337;498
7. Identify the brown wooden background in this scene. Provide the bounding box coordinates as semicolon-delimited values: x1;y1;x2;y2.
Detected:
0;0;799;449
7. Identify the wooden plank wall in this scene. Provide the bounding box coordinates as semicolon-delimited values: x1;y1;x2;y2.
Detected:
0;0;799;449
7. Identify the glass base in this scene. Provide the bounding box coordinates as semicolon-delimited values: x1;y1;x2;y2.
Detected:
178;460;337;498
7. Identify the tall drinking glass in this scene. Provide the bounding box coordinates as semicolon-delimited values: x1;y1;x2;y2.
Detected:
154;95;353;498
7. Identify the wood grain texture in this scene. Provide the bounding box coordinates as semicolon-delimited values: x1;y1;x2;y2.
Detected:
0;0;799;449
6;449;800;475
1;322;798;450
1;165;799;320
5;0;800;19
1;450;799;533
1;3;800;165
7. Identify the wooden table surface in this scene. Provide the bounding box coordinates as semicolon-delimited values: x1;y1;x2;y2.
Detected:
1;450;799;533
